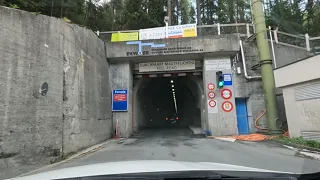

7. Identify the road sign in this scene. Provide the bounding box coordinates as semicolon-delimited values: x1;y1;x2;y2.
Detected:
223;74;232;86
222;101;233;112
221;89;232;99
112;89;128;111
208;100;218;113
208;92;216;99
208;100;217;107
208;83;215;90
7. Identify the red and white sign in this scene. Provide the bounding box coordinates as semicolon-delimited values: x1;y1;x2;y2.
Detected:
208;100;217;107
222;101;234;112
114;94;127;101
208;83;215;90
221;89;232;99
208;92;216;99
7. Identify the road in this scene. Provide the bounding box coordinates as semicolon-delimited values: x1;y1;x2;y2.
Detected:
31;128;320;174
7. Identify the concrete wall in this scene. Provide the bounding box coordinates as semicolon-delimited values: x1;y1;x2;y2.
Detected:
106;35;240;58
110;63;133;138
0;6;111;179
62;27;112;153
203;57;238;136
232;41;293;133
274;55;320;88
232;42;268;133
270;42;313;68
281;80;320;137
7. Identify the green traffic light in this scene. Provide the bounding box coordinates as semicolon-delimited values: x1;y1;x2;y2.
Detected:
218;81;224;87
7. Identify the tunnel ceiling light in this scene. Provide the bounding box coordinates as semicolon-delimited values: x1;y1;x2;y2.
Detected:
171;80;173;83
172;89;175;91
172;85;174;87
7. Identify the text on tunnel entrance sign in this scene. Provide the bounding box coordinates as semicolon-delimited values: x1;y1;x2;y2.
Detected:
139;60;195;72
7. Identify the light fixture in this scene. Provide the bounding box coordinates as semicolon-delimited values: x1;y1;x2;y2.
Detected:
172;85;174;87
171;80;173;83
172;89;175;91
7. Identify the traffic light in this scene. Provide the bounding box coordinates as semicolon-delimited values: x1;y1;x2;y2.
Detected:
216;71;224;88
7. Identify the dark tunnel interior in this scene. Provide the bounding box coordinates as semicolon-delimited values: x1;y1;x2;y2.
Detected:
135;76;202;129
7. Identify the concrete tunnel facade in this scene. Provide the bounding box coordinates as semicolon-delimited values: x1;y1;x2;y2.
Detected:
107;35;241;137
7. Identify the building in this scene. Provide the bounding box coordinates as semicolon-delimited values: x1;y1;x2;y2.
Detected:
274;55;320;139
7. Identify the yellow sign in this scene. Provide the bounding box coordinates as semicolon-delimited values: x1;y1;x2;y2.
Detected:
111;32;139;42
183;28;197;37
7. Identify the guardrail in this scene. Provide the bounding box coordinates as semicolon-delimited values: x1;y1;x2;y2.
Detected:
269;27;320;52
97;23;320;52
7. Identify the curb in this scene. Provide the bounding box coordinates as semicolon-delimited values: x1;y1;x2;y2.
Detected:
19;139;116;177
268;140;320;153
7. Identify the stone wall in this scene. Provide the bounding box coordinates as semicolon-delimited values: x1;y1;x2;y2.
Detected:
0;6;112;179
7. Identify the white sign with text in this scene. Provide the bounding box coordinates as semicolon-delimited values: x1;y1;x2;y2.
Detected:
205;59;231;71
139;60;196;72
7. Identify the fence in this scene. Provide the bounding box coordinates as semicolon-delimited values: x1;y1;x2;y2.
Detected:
97;23;320;52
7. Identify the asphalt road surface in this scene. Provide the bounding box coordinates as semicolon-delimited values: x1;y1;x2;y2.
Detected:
32;128;320;174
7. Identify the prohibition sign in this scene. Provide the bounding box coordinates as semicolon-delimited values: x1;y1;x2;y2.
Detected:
208;100;216;107
222;101;233;112
208;92;216;99
207;83;215;90
221;89;232;99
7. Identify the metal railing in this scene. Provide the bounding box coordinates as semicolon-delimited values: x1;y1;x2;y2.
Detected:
268;27;320;52
97;23;320;52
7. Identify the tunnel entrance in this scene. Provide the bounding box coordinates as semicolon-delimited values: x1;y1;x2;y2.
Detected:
134;75;203;131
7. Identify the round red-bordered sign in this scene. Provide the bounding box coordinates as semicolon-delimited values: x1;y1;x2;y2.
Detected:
208;92;216;99
222;101;233;112
221;89;232;100
208;100;217;107
207;83;215;90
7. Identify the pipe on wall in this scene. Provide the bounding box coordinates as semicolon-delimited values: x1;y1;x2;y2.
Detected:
239;40;262;80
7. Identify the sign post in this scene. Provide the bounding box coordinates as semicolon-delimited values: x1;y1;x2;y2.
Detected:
112;90;128;111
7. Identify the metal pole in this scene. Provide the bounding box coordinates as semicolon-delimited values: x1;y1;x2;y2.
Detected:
167;0;172;26
165;22;168;38
269;26;276;68
305;33;310;51
252;0;280;134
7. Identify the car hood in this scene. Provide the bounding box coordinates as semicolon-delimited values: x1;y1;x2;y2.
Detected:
9;160;292;180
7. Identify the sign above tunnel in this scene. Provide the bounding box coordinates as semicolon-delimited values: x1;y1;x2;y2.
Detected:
139;60;195;72
125;41;204;56
112;90;128;112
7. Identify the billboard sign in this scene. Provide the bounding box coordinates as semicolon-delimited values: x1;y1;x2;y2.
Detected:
139;24;197;40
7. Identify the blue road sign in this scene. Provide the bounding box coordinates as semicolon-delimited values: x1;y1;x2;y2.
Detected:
223;74;232;86
112;89;128;111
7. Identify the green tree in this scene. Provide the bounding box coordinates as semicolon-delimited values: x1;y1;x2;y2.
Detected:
189;5;196;23
180;0;189;24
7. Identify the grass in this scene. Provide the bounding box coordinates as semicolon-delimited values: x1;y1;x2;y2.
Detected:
277;136;320;149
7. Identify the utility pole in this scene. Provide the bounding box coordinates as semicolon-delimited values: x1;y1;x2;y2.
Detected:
167;0;172;25
251;0;280;134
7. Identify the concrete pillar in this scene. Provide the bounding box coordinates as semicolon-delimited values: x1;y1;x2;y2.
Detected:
203;57;238;136
110;62;133;138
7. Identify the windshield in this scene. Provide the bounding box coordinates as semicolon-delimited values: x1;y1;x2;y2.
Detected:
1;0;320;180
